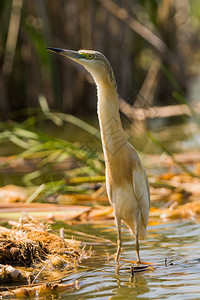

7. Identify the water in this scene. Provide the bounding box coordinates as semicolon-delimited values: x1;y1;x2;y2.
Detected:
1;118;200;298
60;220;200;299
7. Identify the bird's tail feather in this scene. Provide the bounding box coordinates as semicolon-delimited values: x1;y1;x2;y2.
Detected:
138;225;146;240
126;221;146;240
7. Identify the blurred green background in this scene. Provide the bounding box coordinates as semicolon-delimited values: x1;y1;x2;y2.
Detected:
1;0;200;116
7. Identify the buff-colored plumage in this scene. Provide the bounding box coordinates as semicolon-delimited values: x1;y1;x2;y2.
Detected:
47;48;150;263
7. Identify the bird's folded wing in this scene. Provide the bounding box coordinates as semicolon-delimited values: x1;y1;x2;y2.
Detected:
132;164;150;227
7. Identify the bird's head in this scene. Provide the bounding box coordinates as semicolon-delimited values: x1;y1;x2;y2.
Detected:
46;48;116;89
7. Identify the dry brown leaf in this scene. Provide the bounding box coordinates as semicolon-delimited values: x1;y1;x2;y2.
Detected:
0;185;30;203
57;194;108;204
159;172;176;180
0;282;77;298
87;207;114;219
150;200;200;220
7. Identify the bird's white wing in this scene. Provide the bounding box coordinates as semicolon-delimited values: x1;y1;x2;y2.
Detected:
132;162;150;227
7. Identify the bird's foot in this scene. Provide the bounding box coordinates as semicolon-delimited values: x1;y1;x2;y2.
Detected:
119;264;152;274
130;264;151;273
136;259;141;266
120;258;156;266
136;260;156;266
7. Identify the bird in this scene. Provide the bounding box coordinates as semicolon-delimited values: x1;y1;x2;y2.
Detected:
47;48;150;264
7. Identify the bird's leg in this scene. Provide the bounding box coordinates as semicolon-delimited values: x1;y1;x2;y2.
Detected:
115;219;122;263
115;231;122;263
135;233;140;265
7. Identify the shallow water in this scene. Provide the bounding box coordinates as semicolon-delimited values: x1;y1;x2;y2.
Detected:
1;118;200;298
60;220;200;299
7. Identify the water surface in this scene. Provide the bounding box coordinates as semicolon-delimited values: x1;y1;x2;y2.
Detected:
60;220;200;299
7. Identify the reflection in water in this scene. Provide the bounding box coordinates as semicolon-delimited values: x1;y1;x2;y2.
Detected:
109;272;150;299
63;220;200;299
63;222;200;300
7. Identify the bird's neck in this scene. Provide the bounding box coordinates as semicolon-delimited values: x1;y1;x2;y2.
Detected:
96;81;127;160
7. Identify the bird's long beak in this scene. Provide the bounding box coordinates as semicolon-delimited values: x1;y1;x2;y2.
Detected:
46;47;83;60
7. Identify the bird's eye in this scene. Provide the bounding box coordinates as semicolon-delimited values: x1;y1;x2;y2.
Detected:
87;54;94;59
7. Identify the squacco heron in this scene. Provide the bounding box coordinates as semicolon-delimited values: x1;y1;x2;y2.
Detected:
47;48;150;264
